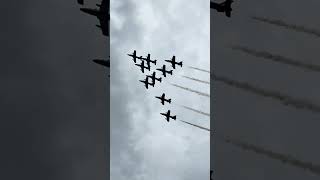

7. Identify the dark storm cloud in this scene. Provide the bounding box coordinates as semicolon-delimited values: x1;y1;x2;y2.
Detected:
251;16;320;38
0;1;108;180
231;45;320;73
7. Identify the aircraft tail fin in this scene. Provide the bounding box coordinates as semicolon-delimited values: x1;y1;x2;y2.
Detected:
172;116;176;120
168;99;171;103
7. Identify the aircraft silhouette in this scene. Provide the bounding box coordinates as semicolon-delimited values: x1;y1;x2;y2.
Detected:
135;61;150;73
80;0;110;36
165;55;182;69
127;50;140;63
146;72;162;84
160;110;176;122
210;170;213;180
210;0;233;17
139;77;154;89
156;65;173;77
77;0;84;5
92;59;110;67
156;93;171;105
140;54;157;67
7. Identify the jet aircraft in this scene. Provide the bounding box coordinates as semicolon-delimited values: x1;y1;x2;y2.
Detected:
156;93;171;105
160;110;176;122
139;78;154;89
80;0;110;36
127;50;140;63
210;0;233;17
140;54;157;67
135;61;150;73
146;72;162;84
156;65;173;77
165;55;182;69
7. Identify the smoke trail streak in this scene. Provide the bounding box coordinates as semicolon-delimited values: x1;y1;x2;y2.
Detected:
188;66;211;73
179;120;210;132
251;16;320;38
212;73;320;113
182;75;210;85
231;45;320;72
178;104;210;117
171;83;210;98
222;136;320;175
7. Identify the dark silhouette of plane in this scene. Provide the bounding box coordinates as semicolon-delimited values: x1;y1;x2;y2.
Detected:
156;93;171;105
210;170;213;180
140;54;157;67
160;110;176;122
92;59;110;67
146;72;162;84
80;0;109;36
156;65;173;77
165;56;182;69
77;0;84;5
210;0;233;17
127;50;139;63
139;77;154;89
135;61;150;73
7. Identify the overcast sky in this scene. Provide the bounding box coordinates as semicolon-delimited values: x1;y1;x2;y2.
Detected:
110;0;210;179
212;0;320;179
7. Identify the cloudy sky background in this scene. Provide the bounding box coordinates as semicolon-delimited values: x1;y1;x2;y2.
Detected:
212;0;320;179
110;0;210;179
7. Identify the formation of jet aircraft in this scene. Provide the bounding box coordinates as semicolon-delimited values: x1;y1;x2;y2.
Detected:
147;72;162;84
128;50;180;122
135;60;151;73
80;0;110;36
211;0;233;17
141;54;157;67
160;110;176;122
155;93;171;105
156;65;173;77
165;56;182;69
